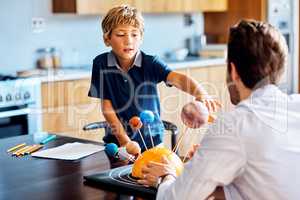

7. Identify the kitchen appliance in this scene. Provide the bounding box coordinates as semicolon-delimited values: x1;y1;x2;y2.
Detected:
0;75;42;138
185;34;207;56
164;48;189;61
267;0;299;93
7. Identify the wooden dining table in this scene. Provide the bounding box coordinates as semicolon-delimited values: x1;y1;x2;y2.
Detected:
0;135;224;200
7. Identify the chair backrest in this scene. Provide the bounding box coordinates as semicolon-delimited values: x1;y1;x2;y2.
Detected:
83;120;178;150
83;120;177;132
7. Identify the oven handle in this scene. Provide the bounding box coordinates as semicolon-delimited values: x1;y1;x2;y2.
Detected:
0;108;30;118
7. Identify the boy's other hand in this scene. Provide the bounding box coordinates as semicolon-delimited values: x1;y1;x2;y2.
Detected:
196;95;221;113
125;140;141;157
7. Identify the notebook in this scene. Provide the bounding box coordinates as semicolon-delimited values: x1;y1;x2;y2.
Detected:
32;142;105;160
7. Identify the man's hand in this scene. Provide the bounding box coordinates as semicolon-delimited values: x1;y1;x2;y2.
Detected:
137;156;177;187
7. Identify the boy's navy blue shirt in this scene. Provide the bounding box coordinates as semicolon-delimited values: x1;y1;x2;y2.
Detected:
88;51;172;151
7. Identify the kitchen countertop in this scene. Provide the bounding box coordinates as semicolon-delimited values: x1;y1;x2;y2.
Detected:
27;57;226;83
38;69;92;82
166;57;225;69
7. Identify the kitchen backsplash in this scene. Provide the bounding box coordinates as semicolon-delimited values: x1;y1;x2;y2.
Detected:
0;0;204;75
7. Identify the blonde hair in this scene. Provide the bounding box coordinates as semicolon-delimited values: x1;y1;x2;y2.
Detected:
102;5;144;38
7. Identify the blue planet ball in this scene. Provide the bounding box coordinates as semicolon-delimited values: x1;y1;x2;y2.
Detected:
105;143;118;157
140;110;155;124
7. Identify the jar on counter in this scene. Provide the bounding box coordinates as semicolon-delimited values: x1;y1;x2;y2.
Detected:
52;48;61;68
36;47;61;69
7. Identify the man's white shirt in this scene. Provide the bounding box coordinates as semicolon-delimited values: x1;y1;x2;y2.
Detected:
157;85;300;200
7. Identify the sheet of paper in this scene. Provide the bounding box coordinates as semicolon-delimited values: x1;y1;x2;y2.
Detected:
32;142;105;160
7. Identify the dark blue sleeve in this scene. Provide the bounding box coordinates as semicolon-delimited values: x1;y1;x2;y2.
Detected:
88;59;111;100
151;56;172;83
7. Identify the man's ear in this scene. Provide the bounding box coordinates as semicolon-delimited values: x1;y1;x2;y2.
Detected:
103;34;110;47
230;62;240;82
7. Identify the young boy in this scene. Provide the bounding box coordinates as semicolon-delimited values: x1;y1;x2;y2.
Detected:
88;5;217;156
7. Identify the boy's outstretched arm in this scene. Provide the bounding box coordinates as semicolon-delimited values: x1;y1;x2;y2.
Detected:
166;71;220;112
101;99;131;146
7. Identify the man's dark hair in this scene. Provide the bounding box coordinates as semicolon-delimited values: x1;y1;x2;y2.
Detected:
227;19;288;89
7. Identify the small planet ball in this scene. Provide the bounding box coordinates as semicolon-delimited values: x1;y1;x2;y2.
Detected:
140;110;155;124
129;116;143;129
181;101;209;129
105;143;118;157
132;147;184;178
126;141;141;156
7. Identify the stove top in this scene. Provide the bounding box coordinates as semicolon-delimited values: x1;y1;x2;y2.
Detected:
0;75;40;108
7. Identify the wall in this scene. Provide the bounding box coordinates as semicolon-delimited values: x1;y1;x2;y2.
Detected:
0;0;204;75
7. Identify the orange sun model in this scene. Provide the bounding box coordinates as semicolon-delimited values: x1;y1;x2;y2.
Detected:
132;147;184;178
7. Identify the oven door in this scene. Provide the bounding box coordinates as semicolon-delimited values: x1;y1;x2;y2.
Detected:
0;107;29;138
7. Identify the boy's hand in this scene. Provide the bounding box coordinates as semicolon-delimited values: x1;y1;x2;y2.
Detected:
125;140;141;157
196;95;221;113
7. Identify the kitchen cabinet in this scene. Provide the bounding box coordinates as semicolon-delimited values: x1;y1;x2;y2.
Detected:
136;0;227;13
199;0;227;12
204;0;267;43
53;0;134;14
134;0;182;13
41;78;105;142
52;0;228;14
76;0;134;15
183;0;227;12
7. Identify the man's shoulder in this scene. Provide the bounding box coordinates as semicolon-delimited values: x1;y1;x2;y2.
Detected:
206;107;249;136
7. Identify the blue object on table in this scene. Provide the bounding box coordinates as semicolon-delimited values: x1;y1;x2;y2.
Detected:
33;132;49;143
105;143;118;157
139;110;155;124
40;135;57;145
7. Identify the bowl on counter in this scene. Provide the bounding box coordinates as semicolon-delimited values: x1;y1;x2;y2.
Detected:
164;48;189;61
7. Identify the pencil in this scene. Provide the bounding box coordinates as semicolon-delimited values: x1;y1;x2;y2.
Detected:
27;145;43;154
15;146;33;157
7;143;26;153
21;145;38;156
22;145;37;155
12;146;30;156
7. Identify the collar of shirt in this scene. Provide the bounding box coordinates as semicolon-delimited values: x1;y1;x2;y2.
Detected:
107;50;142;70
237;84;280;106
